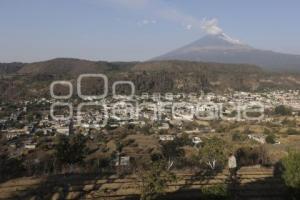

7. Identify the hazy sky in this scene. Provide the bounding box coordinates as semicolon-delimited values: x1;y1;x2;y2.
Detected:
1;0;300;62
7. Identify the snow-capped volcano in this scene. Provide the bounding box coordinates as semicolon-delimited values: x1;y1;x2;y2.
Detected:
212;33;243;45
175;33;251;51
153;34;300;72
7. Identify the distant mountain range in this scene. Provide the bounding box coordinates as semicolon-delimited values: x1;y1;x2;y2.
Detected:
153;33;300;72
1;33;300;100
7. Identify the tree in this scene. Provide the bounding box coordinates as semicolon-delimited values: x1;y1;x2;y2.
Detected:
55;134;87;167
282;151;300;198
274;105;292;116
266;134;276;144
282;151;300;188
0;155;25;181
236;146;270;166
138;161;176;200
199;137;228;170
161;138;184;170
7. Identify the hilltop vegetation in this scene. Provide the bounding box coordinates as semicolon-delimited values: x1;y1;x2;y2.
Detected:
0;58;300;100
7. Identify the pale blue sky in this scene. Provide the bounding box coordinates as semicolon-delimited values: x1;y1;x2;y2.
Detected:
0;0;300;62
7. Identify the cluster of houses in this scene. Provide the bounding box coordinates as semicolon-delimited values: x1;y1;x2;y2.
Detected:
0;90;299;159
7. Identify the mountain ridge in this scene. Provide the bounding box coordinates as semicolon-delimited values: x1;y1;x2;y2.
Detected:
0;58;300;100
153;34;300;72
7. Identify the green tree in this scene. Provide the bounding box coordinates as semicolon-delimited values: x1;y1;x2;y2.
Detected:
0;155;25;181
282;151;300;198
274;105;292;116
161;139;184;170
266;134;276;144
138;161;176;200
199;137;228;170
55;134;87;166
282;151;300;188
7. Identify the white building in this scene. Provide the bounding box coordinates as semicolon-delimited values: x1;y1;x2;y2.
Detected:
192;137;203;145
159;135;175;141
115;156;130;166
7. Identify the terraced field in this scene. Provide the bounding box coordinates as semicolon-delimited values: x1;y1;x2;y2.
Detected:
0;166;288;200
